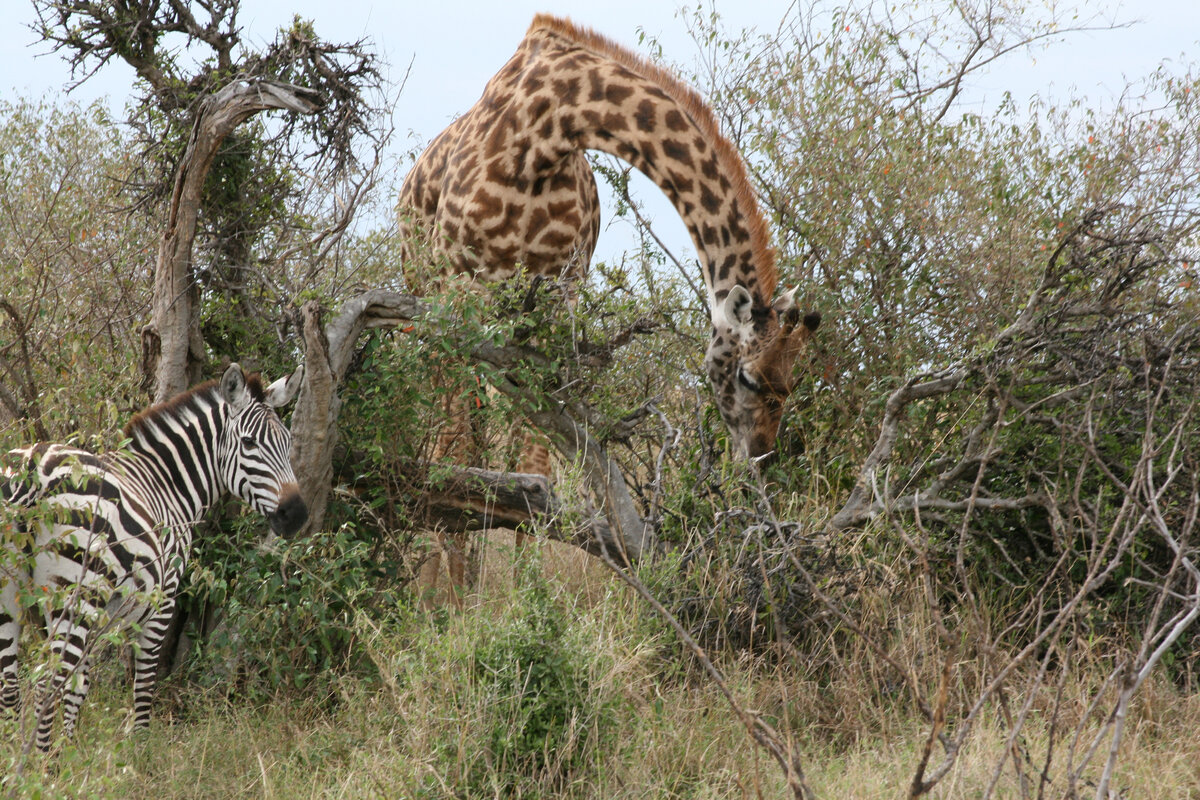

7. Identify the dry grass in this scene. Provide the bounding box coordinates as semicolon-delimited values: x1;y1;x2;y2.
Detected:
5;530;1200;799
808;697;1200;798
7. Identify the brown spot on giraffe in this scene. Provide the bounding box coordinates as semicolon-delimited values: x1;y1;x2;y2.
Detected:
472;188;503;220
553;77;582;106
666;170;694;195
661;138;693;168
634;99;656;133
397;14;821;594
664;109;689;132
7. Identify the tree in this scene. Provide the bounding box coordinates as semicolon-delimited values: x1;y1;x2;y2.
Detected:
33;0;386;399
650;3;1200;794
0;99;154;444
25;0;388;680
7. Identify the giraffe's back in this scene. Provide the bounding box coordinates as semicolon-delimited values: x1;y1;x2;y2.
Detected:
398;38;602;289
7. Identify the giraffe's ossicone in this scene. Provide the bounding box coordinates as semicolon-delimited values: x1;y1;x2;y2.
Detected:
398;13;820;461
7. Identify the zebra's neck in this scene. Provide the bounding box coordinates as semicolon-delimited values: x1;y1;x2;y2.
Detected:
122;391;226;528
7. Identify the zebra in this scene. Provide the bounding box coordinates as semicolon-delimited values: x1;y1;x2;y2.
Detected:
0;363;307;750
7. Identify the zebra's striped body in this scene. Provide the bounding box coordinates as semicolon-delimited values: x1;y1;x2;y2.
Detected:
0;364;306;749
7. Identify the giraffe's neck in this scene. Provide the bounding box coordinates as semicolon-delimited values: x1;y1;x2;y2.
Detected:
507;15;778;316
399;15;820;463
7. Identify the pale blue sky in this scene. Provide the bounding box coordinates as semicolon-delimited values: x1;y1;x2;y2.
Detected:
2;1;1198;267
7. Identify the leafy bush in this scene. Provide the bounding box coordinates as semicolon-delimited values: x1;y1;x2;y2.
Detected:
471;565;608;786
0;98;153;446
177;515;411;701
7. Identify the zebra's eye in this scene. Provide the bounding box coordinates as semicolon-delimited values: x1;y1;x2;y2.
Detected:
241;436;258;449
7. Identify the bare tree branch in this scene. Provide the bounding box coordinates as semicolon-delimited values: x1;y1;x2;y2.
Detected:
140;79;323;402
288;290;655;560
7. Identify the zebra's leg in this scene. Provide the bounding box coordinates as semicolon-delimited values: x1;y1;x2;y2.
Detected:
130;604;174;731
0;576;21;714
36;609;92;751
57;652;91;742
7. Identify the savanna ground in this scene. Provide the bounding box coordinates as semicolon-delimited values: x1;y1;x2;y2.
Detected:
7;530;1200;798
4;1;1200;797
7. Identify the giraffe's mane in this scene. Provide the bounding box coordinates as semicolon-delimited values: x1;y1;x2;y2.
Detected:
122;374;264;442
527;13;778;301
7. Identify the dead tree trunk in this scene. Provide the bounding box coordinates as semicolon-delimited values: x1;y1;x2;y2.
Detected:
140;80;323;402
289;293;426;536
146;79;323;676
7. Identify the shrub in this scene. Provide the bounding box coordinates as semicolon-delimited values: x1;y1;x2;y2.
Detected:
470;564;610;789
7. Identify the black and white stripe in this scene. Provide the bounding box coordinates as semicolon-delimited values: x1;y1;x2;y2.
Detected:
1;364;306;750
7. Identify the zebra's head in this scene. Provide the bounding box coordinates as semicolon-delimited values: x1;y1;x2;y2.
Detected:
217;364;308;537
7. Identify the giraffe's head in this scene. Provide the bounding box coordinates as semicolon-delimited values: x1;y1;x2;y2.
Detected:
705;285;821;461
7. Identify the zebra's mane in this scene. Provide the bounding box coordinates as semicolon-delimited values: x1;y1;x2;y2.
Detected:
123;373;265;442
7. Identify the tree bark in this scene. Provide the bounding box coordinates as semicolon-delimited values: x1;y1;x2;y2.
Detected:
289;292;427;536
141;79;323;402
142;79;324;678
289;302;338;536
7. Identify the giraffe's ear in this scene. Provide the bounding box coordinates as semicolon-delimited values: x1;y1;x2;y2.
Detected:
773;286;800;329
220;364;252;410
721;285;754;329
264;365;304;409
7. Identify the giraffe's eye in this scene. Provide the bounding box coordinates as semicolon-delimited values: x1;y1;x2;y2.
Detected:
737;367;760;392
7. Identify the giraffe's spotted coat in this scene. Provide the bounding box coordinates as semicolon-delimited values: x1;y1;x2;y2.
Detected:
398;13;820;461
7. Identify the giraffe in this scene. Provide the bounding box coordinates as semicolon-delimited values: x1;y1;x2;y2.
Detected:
398;14;820;599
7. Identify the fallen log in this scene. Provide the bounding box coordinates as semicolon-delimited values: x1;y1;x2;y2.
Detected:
334;452;629;561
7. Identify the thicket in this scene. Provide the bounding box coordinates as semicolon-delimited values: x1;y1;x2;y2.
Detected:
2;0;1199;796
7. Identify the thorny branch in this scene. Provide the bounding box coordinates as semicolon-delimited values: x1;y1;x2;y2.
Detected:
592;532;815;800
33;0;382;168
828;206;1120;532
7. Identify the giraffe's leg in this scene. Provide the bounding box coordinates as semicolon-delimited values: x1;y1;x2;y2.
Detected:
511;427;552;572
0;577;21;715
423;379;487;608
418;545;443;611
416;390;471;610
432;374;485;467
444;531;467;610
516;435;551;479
418;530;467;611
130;604;174;731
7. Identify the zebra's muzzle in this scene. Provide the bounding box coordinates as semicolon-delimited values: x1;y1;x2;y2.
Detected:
268;486;308;537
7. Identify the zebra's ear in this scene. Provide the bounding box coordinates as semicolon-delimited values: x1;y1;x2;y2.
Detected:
264;365;304;409
220;364;252;410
